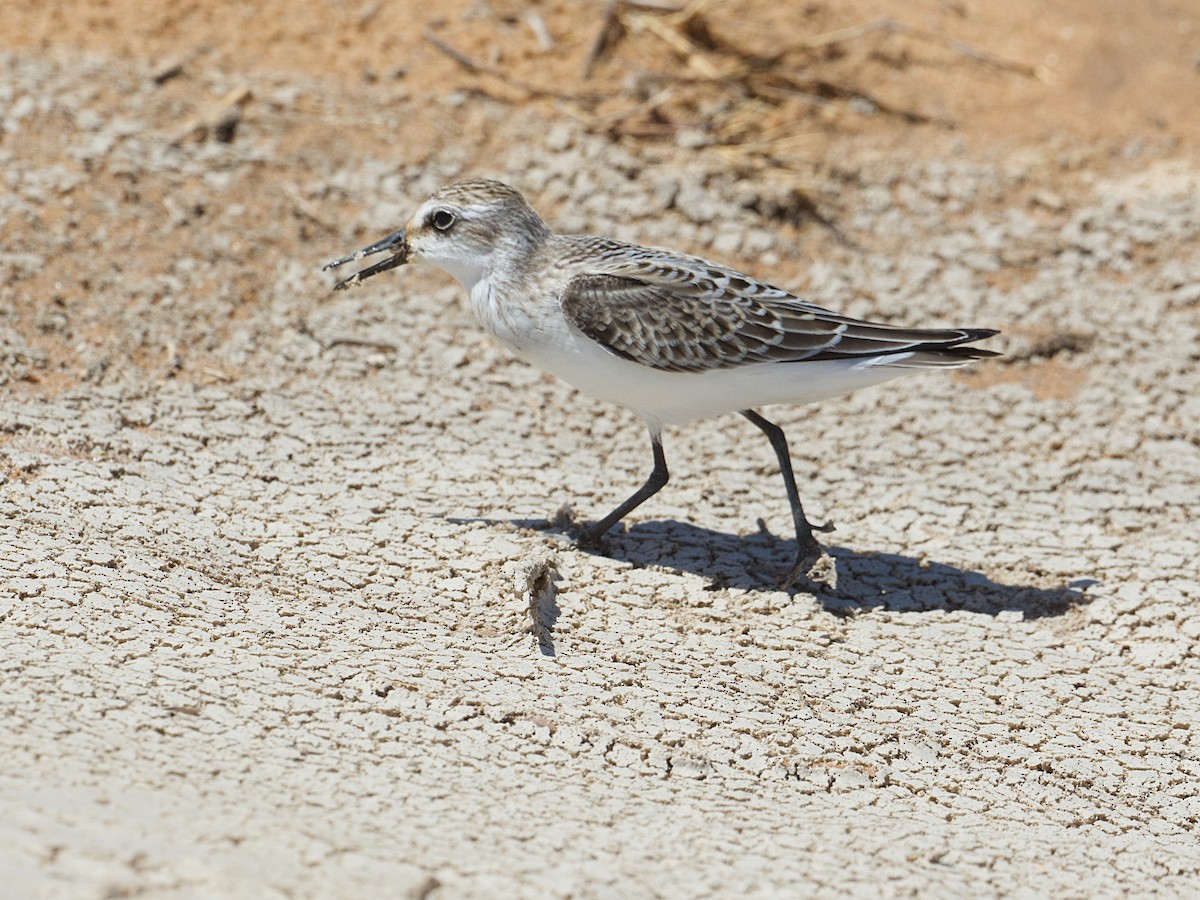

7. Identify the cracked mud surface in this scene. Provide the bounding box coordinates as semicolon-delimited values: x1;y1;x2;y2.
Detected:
3;2;1200;896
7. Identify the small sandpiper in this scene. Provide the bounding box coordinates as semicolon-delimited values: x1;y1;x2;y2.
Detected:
324;179;998;584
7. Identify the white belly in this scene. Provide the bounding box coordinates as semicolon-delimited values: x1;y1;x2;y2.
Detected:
515;320;914;431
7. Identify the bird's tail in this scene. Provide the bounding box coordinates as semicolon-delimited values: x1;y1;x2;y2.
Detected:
878;328;1000;370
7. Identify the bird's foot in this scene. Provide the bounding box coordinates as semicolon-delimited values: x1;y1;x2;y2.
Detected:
543;503;600;548
776;530;837;590
574;523;610;551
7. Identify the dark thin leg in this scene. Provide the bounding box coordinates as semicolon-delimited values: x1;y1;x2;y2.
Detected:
741;409;832;581
579;430;669;546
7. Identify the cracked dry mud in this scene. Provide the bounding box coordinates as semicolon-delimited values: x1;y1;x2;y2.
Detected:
2;6;1200;897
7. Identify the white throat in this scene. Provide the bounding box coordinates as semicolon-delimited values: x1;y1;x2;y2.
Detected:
431;255;490;292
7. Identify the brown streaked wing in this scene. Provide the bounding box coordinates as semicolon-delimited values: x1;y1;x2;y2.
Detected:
560;269;997;373
560;273;844;372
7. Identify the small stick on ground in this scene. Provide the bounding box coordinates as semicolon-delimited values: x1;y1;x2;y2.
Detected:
795;16;1044;80
567;87;675;135
167;86;253;145
424;30;596;100
524;10;555;52
583;0;626;78
283;183;335;231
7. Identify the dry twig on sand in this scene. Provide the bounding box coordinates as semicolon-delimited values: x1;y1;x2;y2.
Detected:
423;30;596;102
167;86;253;145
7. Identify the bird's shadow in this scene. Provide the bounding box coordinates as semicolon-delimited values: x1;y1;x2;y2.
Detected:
453;515;1094;620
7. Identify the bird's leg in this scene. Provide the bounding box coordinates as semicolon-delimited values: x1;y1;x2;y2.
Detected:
741;409;833;582
578;430;669;547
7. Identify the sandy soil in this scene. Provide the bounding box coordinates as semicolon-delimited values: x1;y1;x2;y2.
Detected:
2;1;1199;896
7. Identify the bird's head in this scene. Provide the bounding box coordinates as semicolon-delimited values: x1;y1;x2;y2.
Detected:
324;179;550;292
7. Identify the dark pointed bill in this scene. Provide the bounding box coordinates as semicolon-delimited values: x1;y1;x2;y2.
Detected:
322;228;409;291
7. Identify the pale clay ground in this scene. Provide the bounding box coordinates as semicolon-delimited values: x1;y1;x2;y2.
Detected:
2;54;1200;898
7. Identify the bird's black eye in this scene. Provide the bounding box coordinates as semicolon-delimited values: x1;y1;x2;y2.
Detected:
430;209;456;231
